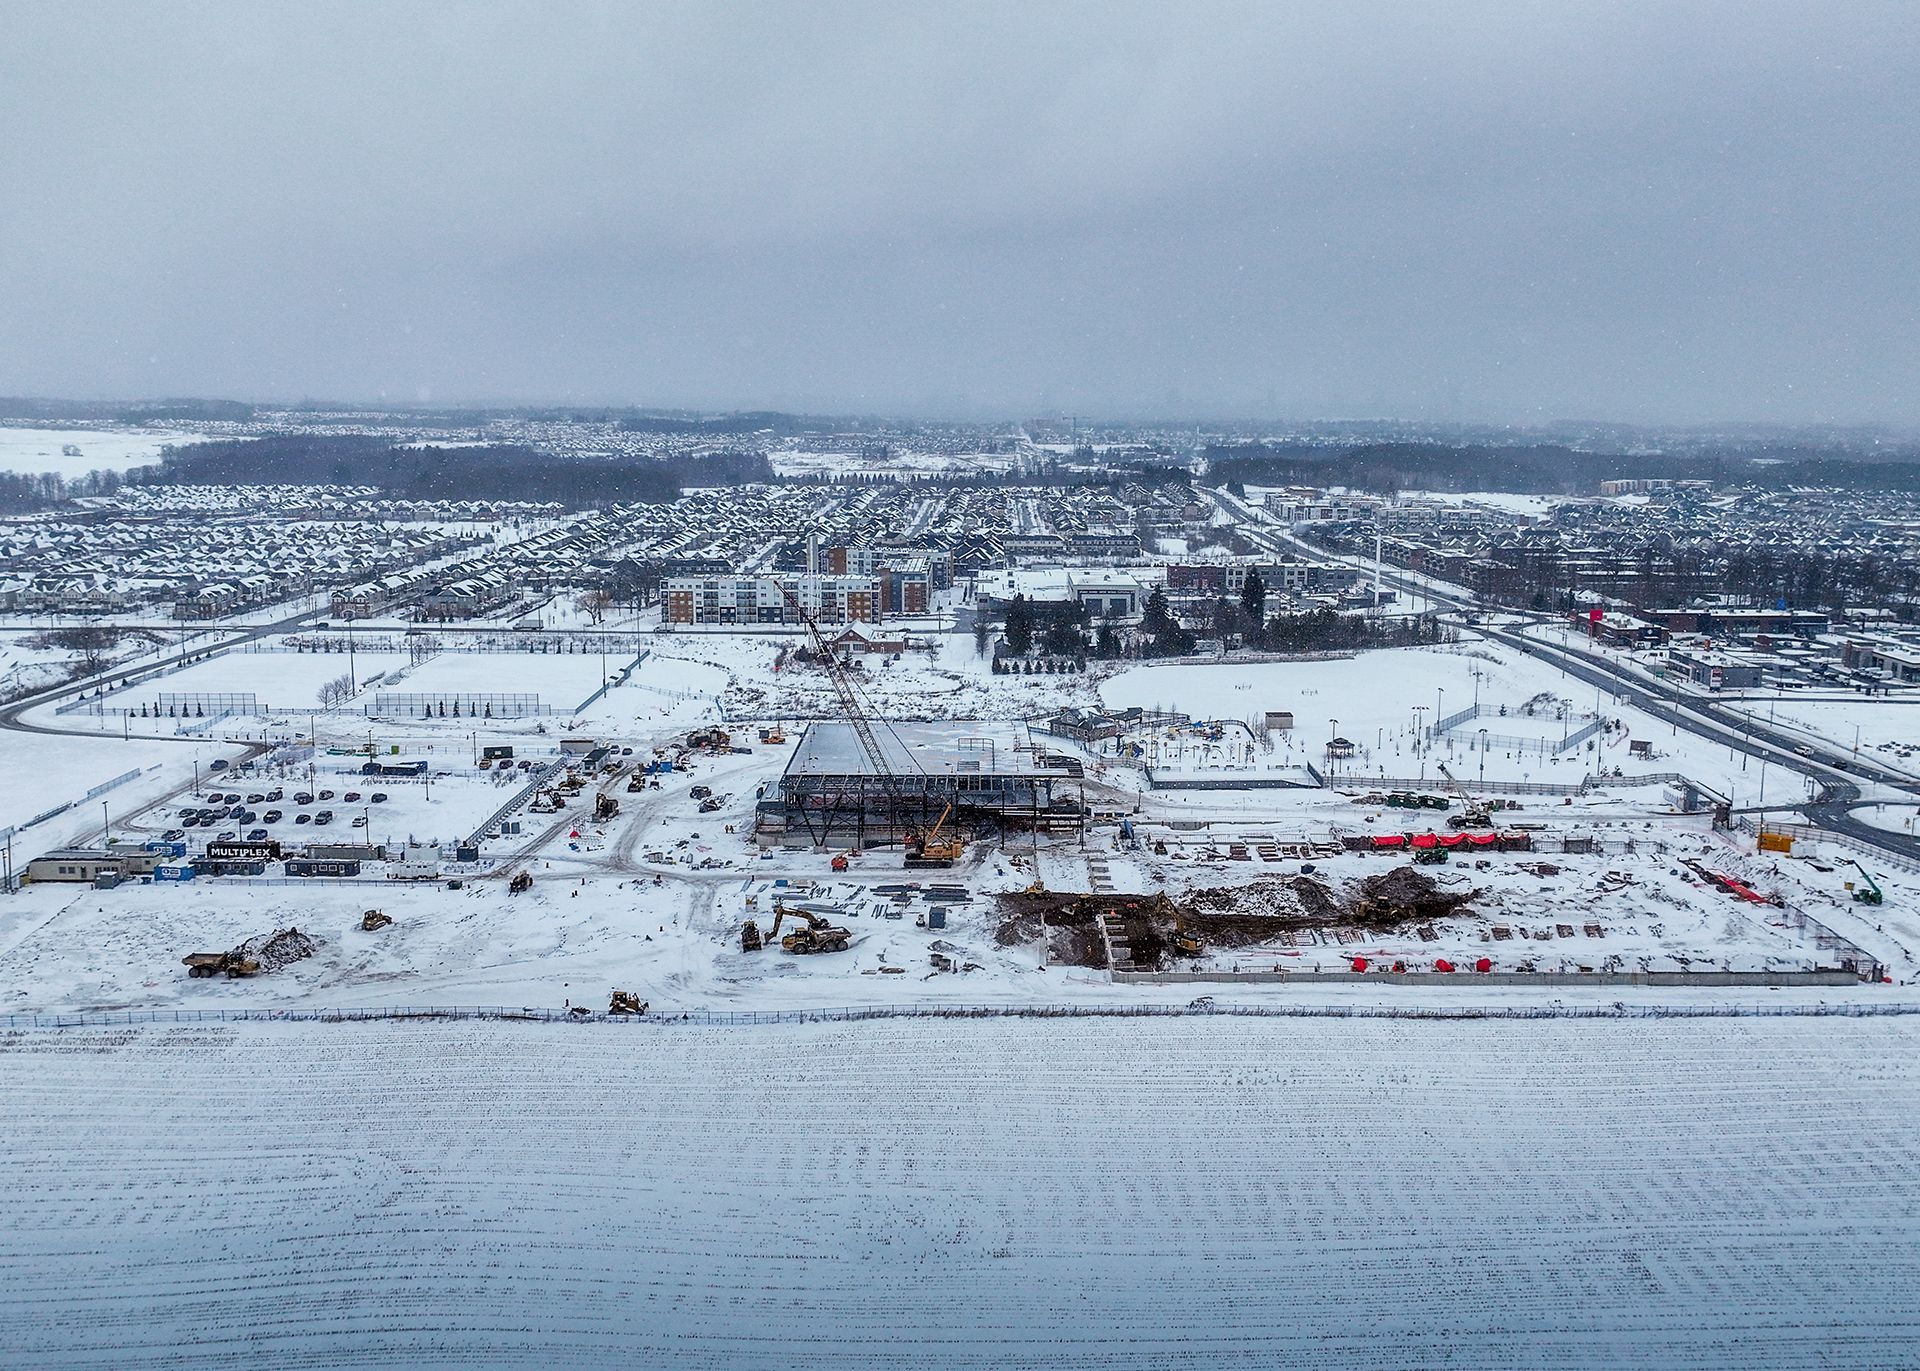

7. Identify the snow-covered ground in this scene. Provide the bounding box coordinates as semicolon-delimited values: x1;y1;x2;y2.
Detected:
0;729;215;839
0;425;227;475
1;1014;1916;1369
1097;639;1808;802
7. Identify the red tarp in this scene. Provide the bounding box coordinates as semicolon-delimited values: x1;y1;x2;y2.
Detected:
1467;832;1499;847
1372;834;1406;848
1475;957;1493;973
1434;959;1455;973
1350;956;1369;972
1410;832;1439;849
1437;833;1467;848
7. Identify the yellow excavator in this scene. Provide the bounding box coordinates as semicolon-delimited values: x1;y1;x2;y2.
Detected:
1170;908;1204;958
768;902;852;954
905;798;965;869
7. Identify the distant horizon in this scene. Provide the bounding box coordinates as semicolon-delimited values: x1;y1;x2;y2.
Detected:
4;393;1919;444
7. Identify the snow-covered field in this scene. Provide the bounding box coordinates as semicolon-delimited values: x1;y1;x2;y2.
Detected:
0;1014;1916;1369
0;426;226;475
1098;640;1823;802
0;729;209;838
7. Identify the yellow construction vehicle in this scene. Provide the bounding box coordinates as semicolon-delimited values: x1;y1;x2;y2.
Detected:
741;918;764;952
1022;878;1048;896
608;990;647;1014
1170;908;1204;958
360;909;393;932
768;902;852;954
905;798;965;868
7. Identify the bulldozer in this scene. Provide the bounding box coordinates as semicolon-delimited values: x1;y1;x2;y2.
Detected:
507;871;534;894
768;903;852;954
360;909;393;932
1170;908;1204;958
741;918;764;952
594;793;621;822
608;990;647;1015
904;799;965;869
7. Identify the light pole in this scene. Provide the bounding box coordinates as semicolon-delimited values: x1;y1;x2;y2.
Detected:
1328;718;1339;783
1477;728;1488;786
101;801;109;847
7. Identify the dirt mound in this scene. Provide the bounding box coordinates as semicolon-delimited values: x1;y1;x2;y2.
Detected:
1185;876;1342;925
231;927;318;974
1354;867;1478;920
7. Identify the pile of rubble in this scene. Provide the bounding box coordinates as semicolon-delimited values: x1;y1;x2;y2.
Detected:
231;927;318;974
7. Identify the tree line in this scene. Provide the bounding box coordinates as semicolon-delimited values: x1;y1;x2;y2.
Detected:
115;435;775;507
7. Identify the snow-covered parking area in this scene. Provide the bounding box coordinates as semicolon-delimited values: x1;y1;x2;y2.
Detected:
0;1013;1916;1369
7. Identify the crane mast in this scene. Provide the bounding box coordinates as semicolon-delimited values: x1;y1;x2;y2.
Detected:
776;580;898;793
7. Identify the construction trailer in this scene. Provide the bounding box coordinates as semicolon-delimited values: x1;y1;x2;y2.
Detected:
24;847;164;884
762;721;1087;850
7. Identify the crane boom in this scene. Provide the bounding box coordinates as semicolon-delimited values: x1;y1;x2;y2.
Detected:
775;580;899;792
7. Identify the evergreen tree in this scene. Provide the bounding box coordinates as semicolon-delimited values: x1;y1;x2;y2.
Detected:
1005;594;1033;655
1240;568;1267;623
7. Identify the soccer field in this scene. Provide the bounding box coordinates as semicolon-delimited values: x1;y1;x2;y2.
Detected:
1;1014;1917;1369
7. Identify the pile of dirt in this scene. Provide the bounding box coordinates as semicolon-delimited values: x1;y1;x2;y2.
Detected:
1185;876;1343;927
232;927;318;974
1353;867;1479;921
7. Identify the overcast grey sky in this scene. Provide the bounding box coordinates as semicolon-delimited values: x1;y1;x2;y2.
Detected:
3;1;1917;424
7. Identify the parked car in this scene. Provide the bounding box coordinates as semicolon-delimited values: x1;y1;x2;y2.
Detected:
370;792;389;803
264;789;283;802
313;810;335;826
209;759;229;771
293;792;314;805
263;809;283;823
216;829;236;840
246;793;265;804
162;828;185;841
352;815;368;828
344;791;362;803
318;790;335;801
295;813;312;825
247;828;268;841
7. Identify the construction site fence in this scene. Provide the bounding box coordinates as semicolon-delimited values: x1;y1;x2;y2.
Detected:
5;998;1915;1032
1356;774;1588;796
1114;970;1866;987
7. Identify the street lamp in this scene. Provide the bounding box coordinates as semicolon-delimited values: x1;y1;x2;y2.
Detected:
101;801;109;847
1328;718;1339;782
1477;727;1489;785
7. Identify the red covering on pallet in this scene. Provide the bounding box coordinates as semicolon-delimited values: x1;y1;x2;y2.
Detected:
1475;957;1493;973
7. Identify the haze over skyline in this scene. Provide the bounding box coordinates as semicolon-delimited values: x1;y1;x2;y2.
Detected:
3;1;1917;426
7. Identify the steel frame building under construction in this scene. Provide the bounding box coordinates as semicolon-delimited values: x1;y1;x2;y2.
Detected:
761;721;1088;849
